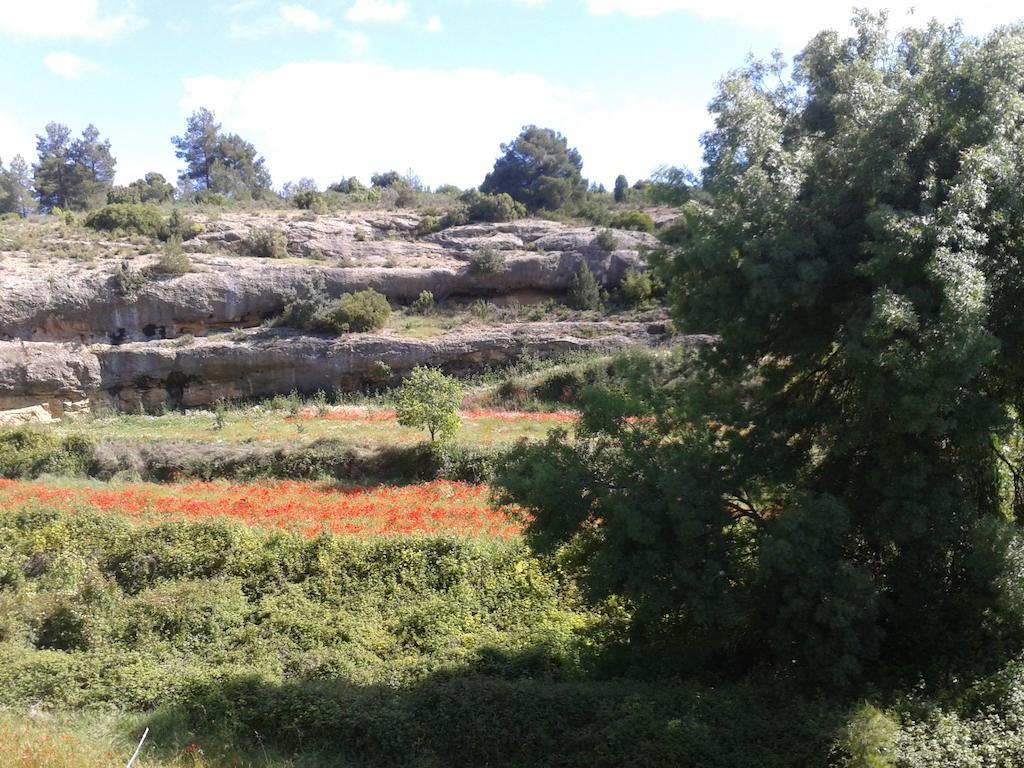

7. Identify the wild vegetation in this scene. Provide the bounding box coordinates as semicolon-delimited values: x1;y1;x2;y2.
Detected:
5;10;1024;768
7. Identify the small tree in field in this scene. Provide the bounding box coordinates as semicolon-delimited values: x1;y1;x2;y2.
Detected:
395;367;462;443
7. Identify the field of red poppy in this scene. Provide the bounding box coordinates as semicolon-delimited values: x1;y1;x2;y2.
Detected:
0;478;521;539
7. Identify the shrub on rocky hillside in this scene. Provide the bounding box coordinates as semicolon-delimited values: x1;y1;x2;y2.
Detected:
593;229;617;252
609;210;655;233
84;203;164;237
0;427;95;479
412;290;435;314
248;226;289;258
619;268;653;308
313;289;391;334
468;247;506;274
568;263;601;310
465;191;527;223
151;236;193;275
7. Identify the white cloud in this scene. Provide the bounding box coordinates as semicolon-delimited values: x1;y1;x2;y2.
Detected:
279;4;332;30
230;3;333;38
342;31;371;56
346;0;408;23
425;15;443;32
0;0;142;40
513;0;548;6
584;1;1022;44
180;61;706;190
0;113;35;165
44;52;101;80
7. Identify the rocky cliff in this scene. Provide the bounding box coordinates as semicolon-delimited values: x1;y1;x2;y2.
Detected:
0;210;683;416
0;213;654;344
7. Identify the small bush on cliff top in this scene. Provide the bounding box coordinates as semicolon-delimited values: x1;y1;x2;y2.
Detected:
464;191;527;223
84;203;164;237
248;226;289;258
593;229;617;252
468;247;506;275
313;289;391;334
150;235;193;275
608;209;654;233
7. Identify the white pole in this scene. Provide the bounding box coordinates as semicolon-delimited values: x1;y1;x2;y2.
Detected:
125;727;149;768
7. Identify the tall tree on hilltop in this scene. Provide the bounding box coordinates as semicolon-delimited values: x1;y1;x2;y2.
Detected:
172;107;220;191
33;122;116;211
0;155;33;217
480;125;586;211
70;124;116;206
172;108;271;199
613;174;629;203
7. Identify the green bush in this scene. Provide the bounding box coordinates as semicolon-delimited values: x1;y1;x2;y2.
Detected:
568;263;601;310
412;290;435;314
314;289;391;334
150;236;193;276
593;229;617;252
293;190;327;213
84;204;164;237
468;248;507;275
440;203;470;229
619;268;652;308
0;427;95;479
464;192;527;223
164;208;204;241
609;210;655;233
248;227;289;258
113;259;148;299
395;366;463;443
577;201;611;226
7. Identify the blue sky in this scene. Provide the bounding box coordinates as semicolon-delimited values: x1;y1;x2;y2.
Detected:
1;1;1020;191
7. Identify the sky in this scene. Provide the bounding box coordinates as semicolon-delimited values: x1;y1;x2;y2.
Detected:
1;0;1022;191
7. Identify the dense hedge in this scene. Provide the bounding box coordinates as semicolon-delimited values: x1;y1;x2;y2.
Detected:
0;427;495;484
2;506;1017;765
0;507;847;767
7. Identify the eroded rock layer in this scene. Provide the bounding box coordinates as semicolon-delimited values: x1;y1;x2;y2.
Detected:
0;324;707;415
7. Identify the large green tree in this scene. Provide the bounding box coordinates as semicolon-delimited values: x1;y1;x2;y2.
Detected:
33;123;116;211
496;14;1024;683
480;125;586;211
172;108;271;199
0;155;33;217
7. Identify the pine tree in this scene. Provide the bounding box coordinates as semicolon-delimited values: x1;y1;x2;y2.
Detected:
568;262;601;310
0;155;33;217
613;174;629;203
32;123;116;211
172;108;271;199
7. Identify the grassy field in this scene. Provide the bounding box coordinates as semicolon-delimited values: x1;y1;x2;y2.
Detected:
56;407;574;447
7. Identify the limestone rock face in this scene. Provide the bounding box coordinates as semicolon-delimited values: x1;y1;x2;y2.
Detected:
0;209;689;416
0;325;708;415
0;213;656;344
0;404;54;426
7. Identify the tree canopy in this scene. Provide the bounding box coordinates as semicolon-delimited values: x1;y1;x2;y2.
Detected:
496;13;1024;684
0;155;32;217
395;367;462;444
480;125;586;211
32;123;116;211
172;108;272;200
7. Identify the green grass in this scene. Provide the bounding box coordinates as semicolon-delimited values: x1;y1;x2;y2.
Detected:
384;310;463;338
56;408;565;447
